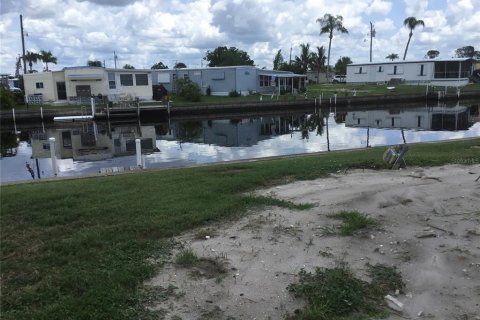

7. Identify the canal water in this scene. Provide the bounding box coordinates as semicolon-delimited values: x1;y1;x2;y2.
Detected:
1;101;479;184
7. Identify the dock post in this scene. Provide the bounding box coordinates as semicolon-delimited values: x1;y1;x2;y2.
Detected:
90;97;96;118
167;101;171;115
40;106;44;120
135;139;142;168
12;108;18;133
49;137;57;176
35;158;41;179
334;94;337;107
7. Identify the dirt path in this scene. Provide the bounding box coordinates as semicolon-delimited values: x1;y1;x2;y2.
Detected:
147;164;480;319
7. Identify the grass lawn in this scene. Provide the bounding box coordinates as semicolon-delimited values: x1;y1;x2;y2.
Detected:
1;138;480;319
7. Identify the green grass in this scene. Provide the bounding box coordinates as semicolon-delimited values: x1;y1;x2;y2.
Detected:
326;210;379;236
287;263;392;320
1;138;479;319
174;249;198;267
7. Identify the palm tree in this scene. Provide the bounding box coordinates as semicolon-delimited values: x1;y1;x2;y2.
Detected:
386;53;399;61
310;46;327;82
39;50;57;71
317;14;348;81
294;43;312;74
402;17;425;60
24;51;40;73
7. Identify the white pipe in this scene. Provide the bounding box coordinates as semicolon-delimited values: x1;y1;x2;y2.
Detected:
90;97;96;117
12;108;18;133
135;139;142;168
40;106;44;120
49;137;57;176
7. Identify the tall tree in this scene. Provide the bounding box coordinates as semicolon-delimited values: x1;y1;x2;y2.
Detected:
273;49;284;70
123;64;135;69
317;14;348;81
174;62;187;68
402;17;425;60
39;50;57;71
151;62;168;69
309;46;326;82
334;56;352;75
426;50;439;59
24;51;40;73
294;43;312;74
386;53;399;61
455;46;480;58
87;60;103;67
204;46;254;67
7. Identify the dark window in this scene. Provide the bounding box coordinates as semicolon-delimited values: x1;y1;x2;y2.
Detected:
56;82;67;100
108;72;116;89
419;64;424;76
359;67;363;74
135;74;148;86
393;66;397;75
120;74;133;86
36;82;44;89
378;66;383;72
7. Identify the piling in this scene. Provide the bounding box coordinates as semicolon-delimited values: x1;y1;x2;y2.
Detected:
135;139;142;168
49;137;57;176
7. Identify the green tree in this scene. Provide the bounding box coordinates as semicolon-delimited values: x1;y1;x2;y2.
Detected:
273;49;284;70
39;50;57;71
87;60;103;67
426;50;439;59
204;46;254;67
386;53;399;61
151;61;168;69
317;14;348;81
402;17;425;60
294;43;312;74
334;56;352;75
0;84;14;110
455;46;480;58
310;46;327;82
174;62;187;68
123;64;135;69
176;78;201;102
24;51;40;73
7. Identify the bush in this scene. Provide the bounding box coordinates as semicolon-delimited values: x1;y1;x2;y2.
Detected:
176;79;201;102
0;84;15;110
228;90;241;97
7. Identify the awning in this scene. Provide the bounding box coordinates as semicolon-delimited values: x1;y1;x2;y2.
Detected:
67;74;104;80
257;72;306;78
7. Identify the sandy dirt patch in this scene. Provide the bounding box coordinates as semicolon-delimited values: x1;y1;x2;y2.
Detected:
147;164;480;319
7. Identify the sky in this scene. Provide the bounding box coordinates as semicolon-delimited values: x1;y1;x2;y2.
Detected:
0;0;479;75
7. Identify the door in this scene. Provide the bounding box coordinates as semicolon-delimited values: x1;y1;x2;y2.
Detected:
76;85;91;97
57;82;67;100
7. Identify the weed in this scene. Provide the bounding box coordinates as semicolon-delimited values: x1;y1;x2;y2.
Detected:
287;262;396;319
327;210;379;236
366;263;405;295
242;195;316;210
175;249;198;267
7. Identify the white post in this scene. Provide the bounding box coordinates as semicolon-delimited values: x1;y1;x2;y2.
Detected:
12;108;18;133
90;97;96;117
334;94;337;106
135;138;142;168
49;137;57;176
40;106;44;120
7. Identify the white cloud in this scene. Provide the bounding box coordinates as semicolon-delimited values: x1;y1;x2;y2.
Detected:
0;0;478;74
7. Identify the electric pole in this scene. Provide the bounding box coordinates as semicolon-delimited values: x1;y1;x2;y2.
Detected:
20;14;27;74
369;21;376;62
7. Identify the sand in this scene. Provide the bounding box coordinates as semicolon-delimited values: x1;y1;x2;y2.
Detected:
147;164;480;319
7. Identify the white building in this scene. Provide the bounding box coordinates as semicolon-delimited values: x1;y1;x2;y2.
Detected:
346;58;476;87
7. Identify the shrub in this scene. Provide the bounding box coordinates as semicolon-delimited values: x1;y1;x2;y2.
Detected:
176;79;201;102
228;90;241;97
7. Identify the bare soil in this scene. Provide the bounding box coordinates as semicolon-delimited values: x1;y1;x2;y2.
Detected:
147;164;480;320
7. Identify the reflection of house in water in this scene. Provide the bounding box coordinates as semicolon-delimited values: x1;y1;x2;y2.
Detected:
345;105;474;131
158;117;291;147
30;123;156;161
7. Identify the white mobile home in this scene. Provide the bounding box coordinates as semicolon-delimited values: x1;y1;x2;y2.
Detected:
24;66;306;104
346;58;476;86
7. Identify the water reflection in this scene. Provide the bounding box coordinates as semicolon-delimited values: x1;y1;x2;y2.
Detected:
1;101;478;183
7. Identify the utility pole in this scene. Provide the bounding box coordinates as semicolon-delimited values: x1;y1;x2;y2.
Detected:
289;46;292;65
113;51;117;68
20;14;27;74
369;21;376;62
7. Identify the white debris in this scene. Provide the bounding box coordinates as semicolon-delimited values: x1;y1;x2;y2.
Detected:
385;294;404;311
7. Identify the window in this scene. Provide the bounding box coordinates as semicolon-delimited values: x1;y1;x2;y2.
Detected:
419;64;425;76
135;74;148;86
183;74;189;80
36;82;44;89
356;67;366;74
120;74;133;86
378;66;384;72
393;66;397;75
108;72;116;89
259;75;271;87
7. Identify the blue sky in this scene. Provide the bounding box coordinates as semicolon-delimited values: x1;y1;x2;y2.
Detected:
0;0;479;74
